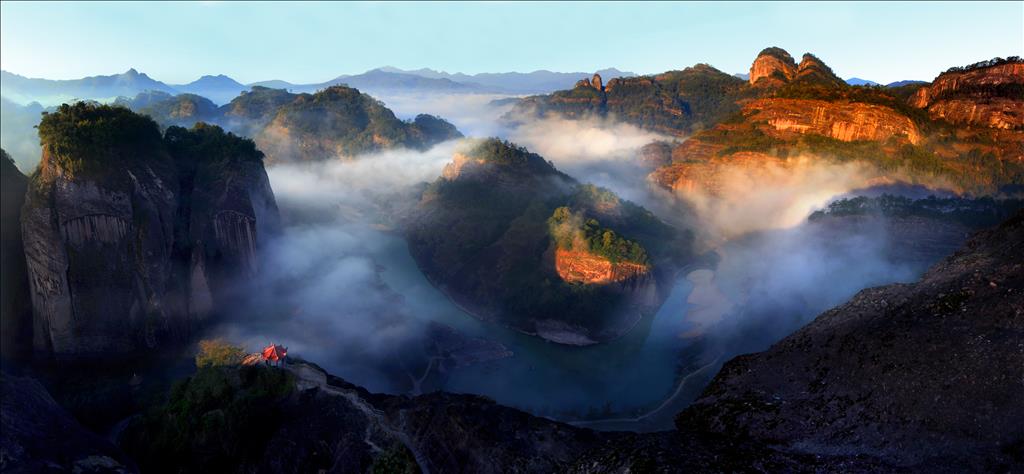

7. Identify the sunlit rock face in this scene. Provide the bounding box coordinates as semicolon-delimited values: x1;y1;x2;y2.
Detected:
743;98;922;144
911;60;1024;130
749;47;797;87
554;248;649;285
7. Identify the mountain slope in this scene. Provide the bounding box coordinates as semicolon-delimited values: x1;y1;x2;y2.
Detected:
678;210;1024;470
406;139;690;345
171;74;249;105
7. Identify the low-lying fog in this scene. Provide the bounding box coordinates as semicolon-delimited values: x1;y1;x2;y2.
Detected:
206;92;953;430
2;91;958;430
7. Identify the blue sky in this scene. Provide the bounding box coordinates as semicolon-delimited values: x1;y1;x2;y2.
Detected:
1;1;1021;84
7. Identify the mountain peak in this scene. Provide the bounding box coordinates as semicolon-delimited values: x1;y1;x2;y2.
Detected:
749;47;797;87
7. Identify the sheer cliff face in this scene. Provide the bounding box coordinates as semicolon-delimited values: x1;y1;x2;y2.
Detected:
22;146;184;357
744;98;922;144
911;61;1024;130
20;107;279;359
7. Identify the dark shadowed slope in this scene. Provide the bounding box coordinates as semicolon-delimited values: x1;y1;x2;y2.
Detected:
678;210;1024;471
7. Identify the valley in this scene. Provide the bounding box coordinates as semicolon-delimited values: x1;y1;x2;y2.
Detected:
1;4;1022;469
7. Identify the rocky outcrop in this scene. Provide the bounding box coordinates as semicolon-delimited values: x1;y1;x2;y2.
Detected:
1;150;32;363
749;47;797;87
21;105;279;360
650;151;791;194
677;211;1024;471
744;98;922;144
911;59;1024;129
554;248;649;284
795;53;846;87
925;98;1024;130
1;370;135;473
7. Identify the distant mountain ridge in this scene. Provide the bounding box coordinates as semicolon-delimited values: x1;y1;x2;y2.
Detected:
2;66;639;107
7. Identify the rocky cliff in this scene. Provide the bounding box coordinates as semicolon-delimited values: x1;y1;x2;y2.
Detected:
910;58;1024;130
20;104;279;359
743;97;922;144
554;248;649;284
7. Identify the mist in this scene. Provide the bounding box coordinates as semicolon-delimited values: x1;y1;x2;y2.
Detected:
192;92;957;425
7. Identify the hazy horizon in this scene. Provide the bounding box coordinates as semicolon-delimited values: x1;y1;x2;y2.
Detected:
2;1;1021;85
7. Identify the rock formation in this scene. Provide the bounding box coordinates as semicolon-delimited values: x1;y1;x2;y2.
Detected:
910;58;1024;130
743;98;922;144
20;104;279;360
749;47;797;87
554;248;649;284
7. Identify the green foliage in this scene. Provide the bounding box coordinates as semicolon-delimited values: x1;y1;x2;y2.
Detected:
464;138;559;174
121;365;295;473
410;114;462;142
271;85;459;158
37;102;163;177
548;206;649;264
943;56;1022;75
195;338;246;368
809;194;1023;228
370;443;421;474
165;122;263;170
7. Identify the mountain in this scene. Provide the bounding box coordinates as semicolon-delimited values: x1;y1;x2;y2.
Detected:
248;69;494;94
171;74;249;105
20;103;280;360
508;48;1023;195
114;91;220;127
0;68;177;105
405;139;691;345
909;56;1024;129
886;79;927;88
846;77;880;86
678;210;1024;470
29;210;1006;472
509;64;753;136
248;85;463;162
113;85;463;162
377;66;638;94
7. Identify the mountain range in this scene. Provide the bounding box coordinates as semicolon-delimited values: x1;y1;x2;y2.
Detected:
0;67;639;107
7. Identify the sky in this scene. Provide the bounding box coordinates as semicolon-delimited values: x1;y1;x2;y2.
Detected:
1;1;1021;84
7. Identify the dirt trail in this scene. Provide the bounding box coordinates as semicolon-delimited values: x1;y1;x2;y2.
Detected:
287;363;432;474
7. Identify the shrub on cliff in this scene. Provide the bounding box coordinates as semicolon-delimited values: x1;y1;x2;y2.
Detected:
548;206;649;265
195;338;246;368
